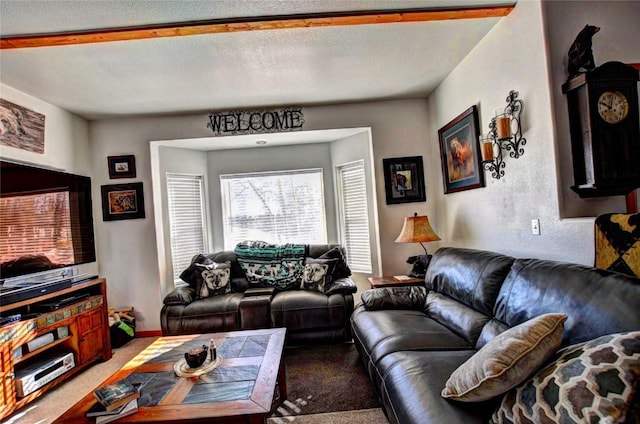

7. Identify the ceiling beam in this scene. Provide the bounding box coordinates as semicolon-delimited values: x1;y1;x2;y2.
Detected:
0;5;514;50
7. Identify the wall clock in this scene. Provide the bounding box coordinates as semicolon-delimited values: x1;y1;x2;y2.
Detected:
562;61;640;198
597;90;629;124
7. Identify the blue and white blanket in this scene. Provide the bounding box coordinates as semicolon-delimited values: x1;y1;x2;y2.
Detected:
234;241;307;291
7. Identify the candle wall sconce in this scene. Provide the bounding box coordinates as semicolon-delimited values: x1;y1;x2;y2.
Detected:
480;90;526;180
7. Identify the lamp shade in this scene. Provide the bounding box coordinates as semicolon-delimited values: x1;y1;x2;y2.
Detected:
395;214;441;243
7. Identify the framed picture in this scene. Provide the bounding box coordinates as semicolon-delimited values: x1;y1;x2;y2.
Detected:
107;155;136;179
382;156;426;204
101;182;145;221
438;105;484;194
0;98;45;154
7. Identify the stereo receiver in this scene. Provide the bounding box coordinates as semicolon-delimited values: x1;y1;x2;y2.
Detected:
15;352;75;397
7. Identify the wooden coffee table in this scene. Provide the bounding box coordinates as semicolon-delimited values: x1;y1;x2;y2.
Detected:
55;328;287;423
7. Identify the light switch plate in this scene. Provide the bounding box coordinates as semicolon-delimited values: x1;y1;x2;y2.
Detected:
531;219;541;235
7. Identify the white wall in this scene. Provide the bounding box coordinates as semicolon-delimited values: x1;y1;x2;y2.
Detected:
0;84;91;175
0;83;98;277
543;0;640;217
426;0;594;264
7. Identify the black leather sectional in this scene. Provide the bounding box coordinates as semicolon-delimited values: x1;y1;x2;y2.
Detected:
160;244;357;345
351;247;640;424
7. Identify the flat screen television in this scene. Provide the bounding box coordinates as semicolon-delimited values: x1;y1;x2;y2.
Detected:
0;160;96;281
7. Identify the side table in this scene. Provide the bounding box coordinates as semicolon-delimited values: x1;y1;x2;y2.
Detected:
368;276;424;289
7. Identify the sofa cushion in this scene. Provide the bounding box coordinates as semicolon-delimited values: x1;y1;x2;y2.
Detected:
194;261;232;299
426;291;492;345
350;306;472;373
442;313;567;402
302;257;338;292
494;258;640;346
161;293;243;335
270;290;350;332
377;350;498;424
426;247;515;316
490;331;640;424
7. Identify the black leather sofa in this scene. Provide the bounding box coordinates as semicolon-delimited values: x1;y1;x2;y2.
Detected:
351;247;640;424
161;244;357;345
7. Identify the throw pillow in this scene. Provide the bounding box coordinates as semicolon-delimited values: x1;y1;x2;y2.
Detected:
302;257;338;292
179;253;212;289
194;261;232;299
490;331;640;424
318;247;352;279
441;313;568;402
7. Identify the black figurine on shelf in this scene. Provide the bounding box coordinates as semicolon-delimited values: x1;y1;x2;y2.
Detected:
568;24;600;76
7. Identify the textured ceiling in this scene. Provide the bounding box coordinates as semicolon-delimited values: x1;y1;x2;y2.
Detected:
0;1;512;120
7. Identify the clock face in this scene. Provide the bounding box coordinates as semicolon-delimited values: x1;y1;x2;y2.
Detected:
597;90;629;124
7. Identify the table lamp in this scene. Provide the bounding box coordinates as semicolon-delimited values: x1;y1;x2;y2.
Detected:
394;213;441;278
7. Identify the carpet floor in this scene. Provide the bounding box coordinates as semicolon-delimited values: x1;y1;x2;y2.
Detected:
273;343;381;417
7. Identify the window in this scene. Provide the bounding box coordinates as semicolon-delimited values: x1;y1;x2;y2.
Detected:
167;174;206;283
337;160;372;273
220;169;327;249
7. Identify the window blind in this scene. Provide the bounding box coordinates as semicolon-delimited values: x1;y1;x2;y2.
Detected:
337;161;372;273
0;191;73;268
167;174;206;283
220;169;327;250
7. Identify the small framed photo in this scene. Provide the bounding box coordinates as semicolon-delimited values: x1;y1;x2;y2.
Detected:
101;182;145;221
438;105;485;194
107;155;136;179
382;156;426;204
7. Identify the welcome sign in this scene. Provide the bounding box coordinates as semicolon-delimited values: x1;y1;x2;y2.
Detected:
207;107;305;136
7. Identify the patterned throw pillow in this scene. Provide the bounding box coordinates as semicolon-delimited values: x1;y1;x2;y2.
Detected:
302;257;338;292
194;261;232;299
490;331;640;424
441;313;567;402
179;253;211;289
318;247;352;279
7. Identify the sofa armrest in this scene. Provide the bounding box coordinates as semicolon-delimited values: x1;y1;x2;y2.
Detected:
361;286;427;311
326;277;358;296
243;287;275;297
163;285;195;306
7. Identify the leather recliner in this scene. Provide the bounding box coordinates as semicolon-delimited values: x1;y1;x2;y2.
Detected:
161;244;357;345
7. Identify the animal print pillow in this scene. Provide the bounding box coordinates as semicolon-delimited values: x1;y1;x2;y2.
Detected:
302;258;338;293
194;261;232;299
179;253;212;289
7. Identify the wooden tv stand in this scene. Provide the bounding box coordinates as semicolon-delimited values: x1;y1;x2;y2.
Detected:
0;278;112;420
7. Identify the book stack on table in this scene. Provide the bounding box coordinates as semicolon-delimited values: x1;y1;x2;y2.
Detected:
86;379;140;423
